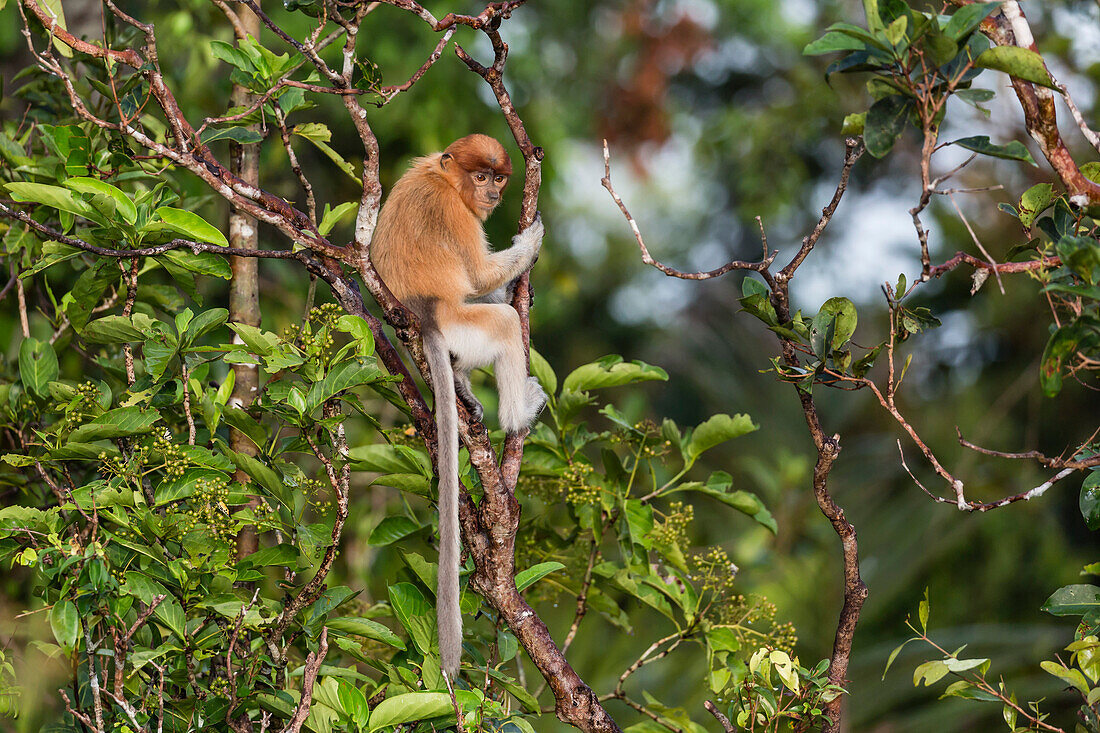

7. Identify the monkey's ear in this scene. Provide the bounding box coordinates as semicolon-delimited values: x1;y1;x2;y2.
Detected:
440;153;453;170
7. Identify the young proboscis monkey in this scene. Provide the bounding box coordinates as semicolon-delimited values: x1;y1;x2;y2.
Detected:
370;134;547;679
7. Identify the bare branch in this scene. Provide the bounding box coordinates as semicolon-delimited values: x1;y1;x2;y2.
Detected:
601;140;776;280
780;137;864;279
278;628;328;733
703;701;735;733
947;192;1005;294
376;27;457;105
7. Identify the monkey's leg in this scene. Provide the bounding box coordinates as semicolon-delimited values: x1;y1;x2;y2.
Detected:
442;303;545;434
453;369;484;422
474;285;511;305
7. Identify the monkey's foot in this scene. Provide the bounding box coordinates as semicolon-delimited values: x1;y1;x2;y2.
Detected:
523;376;548;424
454;375;484;422
461;394;484;423
499;377;547;434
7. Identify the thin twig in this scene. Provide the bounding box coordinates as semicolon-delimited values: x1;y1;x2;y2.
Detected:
704;701;735;733
601;140;775;279
947;192;1004;294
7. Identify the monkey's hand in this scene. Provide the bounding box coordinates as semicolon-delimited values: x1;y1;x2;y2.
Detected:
513;212;544;268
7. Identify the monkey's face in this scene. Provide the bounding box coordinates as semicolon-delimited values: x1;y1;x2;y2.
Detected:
467;169;509;219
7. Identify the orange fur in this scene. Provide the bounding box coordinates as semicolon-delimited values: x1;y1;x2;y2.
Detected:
369;134;545;679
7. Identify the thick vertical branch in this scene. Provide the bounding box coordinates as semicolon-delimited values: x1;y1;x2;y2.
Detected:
767;142;867;733
229;2;264;561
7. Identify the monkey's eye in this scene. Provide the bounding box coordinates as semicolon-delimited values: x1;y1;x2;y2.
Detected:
475;173;487;182
495;175;506;184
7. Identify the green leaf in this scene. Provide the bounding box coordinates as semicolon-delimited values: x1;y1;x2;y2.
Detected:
387;583;434;654
942;657;990;673
562;355;668;392
223;448;287;500
82;315;149;343
5;182;93;219
864;95;912;158
368;692;453;731
237;543;299;569
370;473;431;497
841;112;866;135
974;46;1057;89
1081;473;1100;531
690;472;777;534
943;2;998;42
884;15;907;47
350;444;431;475
180;308;229;346
69;407;159;442
326;617;405;649
949;136;1036;166
154;206;229;246
1039;322;1097;397
529;347;557;396
686;413;759;462
334;315;375;357
50;599;80;653
200;126;264;145
19;338;59;397
294;125;362;185
913;660;949;687
209;39;255;72
63;177;137;224
706;627;741;653
227;322;281;356
1057;236;1100;285
1019;183;1054;228
66;258;121;331
306;359;384;413
160;249;232;279
1042;584;1100;616
883;638;916;679
515;561;566;592
623;499;654;551
337;678;370;730
1040;660;1091;695
154;597;186;638
318;201;358;237
804;32;869;56
368;516;421;546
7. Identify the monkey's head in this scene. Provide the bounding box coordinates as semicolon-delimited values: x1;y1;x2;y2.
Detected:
440;134;512;221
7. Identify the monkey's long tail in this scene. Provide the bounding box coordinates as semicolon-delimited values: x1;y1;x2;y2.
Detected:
421;324;462;680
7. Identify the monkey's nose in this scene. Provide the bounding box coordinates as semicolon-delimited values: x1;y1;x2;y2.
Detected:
488;191;500;201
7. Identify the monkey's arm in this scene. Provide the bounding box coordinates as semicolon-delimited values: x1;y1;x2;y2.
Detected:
468;214;543;298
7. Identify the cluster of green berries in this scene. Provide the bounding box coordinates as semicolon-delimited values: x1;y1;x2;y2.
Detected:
254;498;279;526
177;477;236;550
564;462;601;507
58;381;101;422
652;501;694;547
690;546;740;601
284;303;344;360
297;475;334;517
689;545;799;652
152;434;187;479
97;450;129;478
208;676;231;698
515;473;567;503
734;595;797;652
